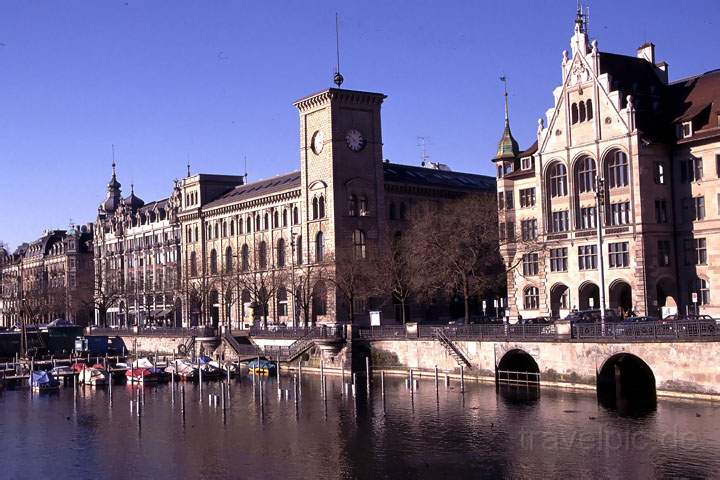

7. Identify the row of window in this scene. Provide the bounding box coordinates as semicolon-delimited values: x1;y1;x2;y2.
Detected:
188;229;369;276
547;151;629;199
570;99;593;125
521;277;711;310
521;242;631;276
186;206;302;243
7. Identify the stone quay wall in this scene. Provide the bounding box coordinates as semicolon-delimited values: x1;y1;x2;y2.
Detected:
368;339;720;400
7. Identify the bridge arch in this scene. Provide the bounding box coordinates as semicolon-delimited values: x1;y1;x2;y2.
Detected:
497;349;540;384
597;352;656;413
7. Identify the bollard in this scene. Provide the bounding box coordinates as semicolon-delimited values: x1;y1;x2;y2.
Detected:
460;365;465;393
435;365;439;390
366;356;370;394
381;370;385;398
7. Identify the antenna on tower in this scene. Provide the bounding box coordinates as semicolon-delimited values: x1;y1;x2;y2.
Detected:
111;144;116;170
499;75;510;124
243;155;248;184
417;136;430;166
333;13;344;88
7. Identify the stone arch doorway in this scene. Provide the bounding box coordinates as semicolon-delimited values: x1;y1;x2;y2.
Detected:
550;283;570;318
496;349;540;385
609;280;633;315
578;282;599;310
597;353;656;414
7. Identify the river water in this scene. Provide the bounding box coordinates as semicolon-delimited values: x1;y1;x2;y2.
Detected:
1;373;719;479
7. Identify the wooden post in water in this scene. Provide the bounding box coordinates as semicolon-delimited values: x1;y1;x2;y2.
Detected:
460;365;465;393
320;360;324;398
409;369;414;393
381;370;385;398
181;383;186;424
366;356;370;394
199;363;203;403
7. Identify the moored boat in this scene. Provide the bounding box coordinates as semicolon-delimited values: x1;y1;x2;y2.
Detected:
79;367;108;386
247;359;277;376
165;359;198;380
126;358;169;383
31;371;60;392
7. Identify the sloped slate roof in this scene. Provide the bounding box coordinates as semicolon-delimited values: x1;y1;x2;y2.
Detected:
669;69;720;130
204;171;301;209
383;163;495;192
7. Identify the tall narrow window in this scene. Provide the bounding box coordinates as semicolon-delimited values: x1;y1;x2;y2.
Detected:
352;229;366;259
359;196;368;216
190;251;197;276
579;101;586;122
608;242;630;268
575;157;596;193
607;150;629;188
315;231;324;262
348;195;357;216
318;196;326;218
523;286;540;309
241;244;249;272
571;103;579;124
658;240;671;267
293;206;299;225
209;249;218;274
277;238;286;268
225;246;233;272
586;99;593;120
296;235;303;265
312;197;319;220
522;253;539;276
282;209;288;227
549;163;568;197
258;241;268;269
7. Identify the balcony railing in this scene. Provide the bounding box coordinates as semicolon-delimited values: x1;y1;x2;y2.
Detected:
572;320;718;340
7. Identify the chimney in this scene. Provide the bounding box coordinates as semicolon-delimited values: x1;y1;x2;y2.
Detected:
655;61;669;84
637;42;656;63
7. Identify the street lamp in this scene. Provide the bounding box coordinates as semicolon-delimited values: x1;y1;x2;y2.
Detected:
595;176;608;330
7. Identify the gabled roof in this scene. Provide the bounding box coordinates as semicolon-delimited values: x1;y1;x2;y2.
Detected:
204;171;301;209
383;163;495;192
668;68;720;133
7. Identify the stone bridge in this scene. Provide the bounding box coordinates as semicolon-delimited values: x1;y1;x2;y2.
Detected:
361;323;720;402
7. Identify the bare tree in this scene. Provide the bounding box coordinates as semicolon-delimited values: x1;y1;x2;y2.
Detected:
324;250;374;325
406;194;542;323
235;267;287;329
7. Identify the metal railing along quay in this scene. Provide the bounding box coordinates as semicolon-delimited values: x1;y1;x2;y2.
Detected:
358;320;720;342
246;325;344;340
87;326;217;337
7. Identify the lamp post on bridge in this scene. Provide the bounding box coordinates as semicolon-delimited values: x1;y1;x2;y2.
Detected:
595;176;608;332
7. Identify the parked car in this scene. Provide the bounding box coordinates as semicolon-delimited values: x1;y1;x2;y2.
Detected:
566;309;620;324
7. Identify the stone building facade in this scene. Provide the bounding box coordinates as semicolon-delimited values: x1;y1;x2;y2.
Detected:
174;87;496;329
93;164;184;327
496;11;720;320
0;227;94;327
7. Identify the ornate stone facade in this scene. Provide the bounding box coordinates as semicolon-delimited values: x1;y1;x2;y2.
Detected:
496;12;720;320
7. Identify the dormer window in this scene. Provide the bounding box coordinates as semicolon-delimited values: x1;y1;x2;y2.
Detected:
521;156;533;170
677;121;693;139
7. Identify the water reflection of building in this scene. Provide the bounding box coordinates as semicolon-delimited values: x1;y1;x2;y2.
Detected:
496;10;720;320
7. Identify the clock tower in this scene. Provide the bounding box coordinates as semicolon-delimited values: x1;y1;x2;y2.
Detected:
294;87;387;318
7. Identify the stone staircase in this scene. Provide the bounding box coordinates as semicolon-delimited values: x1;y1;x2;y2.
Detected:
222;332;263;361
433;328;472;369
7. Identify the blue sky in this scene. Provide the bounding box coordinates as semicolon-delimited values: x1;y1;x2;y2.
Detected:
1;1;718;249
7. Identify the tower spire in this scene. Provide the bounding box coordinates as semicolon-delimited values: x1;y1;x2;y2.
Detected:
494;76;519;161
333;13;344;88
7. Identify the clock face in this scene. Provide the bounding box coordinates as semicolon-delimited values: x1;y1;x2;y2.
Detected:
345;129;366;152
311;130;324;155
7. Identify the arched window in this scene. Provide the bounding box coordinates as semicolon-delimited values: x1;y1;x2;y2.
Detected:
273;210;279;229
319;196;326;218
255;214;261;231
586;99;593;120
241;244;250;272
315;231;324;262
207;224;212;239
296;235;303;265
282;209;288;227
230;220;235;236
246;216;252;233
579;101;586;122
214;223;219;238
353;229;366;259
607;150;629;188
348;195;357;216
277;238;286;268
258;241;268;269
293;206;299;225
277;286;288;317
359;196;368;216
264;213;269;230
312;197;319;220
194;226;198;242
225;246;233;272
210;249;218;274
694;278;710;306
548;163;568;197
399;202;407;220
313;281;327;316
389;202;397;220
575;157;596;193
571;103;579;124
523;286;540;309
190;251;197;276
222;221;227;237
